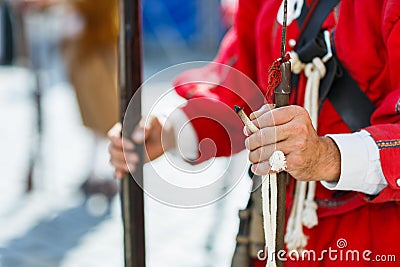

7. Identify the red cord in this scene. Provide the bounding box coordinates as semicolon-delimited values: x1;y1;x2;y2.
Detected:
266;53;291;102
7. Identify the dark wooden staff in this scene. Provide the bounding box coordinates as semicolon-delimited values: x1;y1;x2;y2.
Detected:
118;0;146;266
274;61;291;267
275;1;290;266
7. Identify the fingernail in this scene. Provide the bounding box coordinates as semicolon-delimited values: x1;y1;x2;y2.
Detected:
133;130;144;142
245;138;250;149
243;126;249;137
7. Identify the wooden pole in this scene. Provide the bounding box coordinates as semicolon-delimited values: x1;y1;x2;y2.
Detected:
274;61;291;267
118;0;146;266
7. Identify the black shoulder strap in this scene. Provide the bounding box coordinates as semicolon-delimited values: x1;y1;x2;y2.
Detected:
291;0;340;104
296;0;340;49
326;36;376;132
295;0;376;132
327;61;376;131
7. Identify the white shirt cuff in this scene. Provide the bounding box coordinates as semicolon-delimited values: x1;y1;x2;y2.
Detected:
321;130;387;195
165;108;199;162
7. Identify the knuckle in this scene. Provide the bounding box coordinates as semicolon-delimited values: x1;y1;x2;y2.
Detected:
294;138;307;151
291;121;308;135
294;105;308;117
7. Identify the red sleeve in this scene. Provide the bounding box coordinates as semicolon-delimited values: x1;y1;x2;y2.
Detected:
172;1;265;163
364;2;400;202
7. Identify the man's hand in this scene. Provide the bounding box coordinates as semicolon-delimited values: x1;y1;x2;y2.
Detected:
245;105;341;182
107;116;175;179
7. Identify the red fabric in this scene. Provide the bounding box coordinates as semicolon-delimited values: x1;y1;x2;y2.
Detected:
254;203;400;267
173;28;265;162
173;0;400;265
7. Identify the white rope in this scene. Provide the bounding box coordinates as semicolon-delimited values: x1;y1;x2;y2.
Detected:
285;181;299;244
284;51;325;251
262;151;287;267
285;181;308;251
262;175;275;267
302;181;318;228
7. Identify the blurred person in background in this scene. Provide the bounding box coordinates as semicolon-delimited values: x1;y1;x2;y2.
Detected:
61;0;119;198
13;0;120;198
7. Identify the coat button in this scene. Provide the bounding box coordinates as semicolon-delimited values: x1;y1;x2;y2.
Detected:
397;179;400;187
289;39;297;48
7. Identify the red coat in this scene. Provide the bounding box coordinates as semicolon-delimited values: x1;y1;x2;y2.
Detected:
174;0;400;266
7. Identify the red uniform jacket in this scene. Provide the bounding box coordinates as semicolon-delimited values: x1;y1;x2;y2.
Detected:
174;0;400;265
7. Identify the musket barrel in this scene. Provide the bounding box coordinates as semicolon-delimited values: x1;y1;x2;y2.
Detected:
118;0;146;266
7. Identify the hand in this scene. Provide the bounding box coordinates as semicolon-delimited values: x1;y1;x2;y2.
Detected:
107;116;176;179
245;105;340;182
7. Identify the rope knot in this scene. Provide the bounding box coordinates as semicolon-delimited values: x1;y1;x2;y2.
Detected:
269;150;287;172
304;57;326;79
289;51;305;74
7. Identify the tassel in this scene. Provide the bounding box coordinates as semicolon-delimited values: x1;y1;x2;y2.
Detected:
302;182;318;229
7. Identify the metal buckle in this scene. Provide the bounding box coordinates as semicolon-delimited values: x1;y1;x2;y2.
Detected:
322;30;333;63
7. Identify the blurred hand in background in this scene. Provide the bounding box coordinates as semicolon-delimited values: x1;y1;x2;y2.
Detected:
108;117;176;179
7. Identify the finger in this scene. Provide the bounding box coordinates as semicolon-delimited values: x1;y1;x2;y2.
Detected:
122;138;135;150
109;145;139;164
252;105;303;129
243;126;253;137
109;144;126;161
108;123;135;150
126;152;139;164
109;135;135;151
108;135;123;150
110;158;130;172
245;124;289;151
250;104;275;120
115;170;125;179
108;122;122;138
248;144;277;164
251;161;272;176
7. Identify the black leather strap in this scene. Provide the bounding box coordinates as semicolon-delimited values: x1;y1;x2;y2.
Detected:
295;0;376;132
296;0;341;49
292;0;340;105
326;58;376;132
